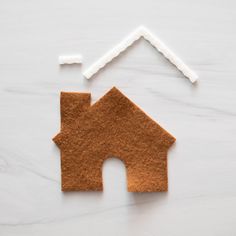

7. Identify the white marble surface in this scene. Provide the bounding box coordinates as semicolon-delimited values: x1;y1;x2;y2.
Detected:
0;0;236;235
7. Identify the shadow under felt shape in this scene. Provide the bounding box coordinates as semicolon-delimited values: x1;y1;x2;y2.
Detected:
53;87;176;192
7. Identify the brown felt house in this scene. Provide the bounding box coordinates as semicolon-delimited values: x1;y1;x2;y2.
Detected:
53;87;175;192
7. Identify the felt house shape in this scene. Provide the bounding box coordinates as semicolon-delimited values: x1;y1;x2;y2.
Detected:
53;87;175;192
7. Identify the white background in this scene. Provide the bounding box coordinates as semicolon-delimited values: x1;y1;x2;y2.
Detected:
0;0;236;235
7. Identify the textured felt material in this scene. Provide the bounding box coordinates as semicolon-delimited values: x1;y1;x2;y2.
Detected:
53;87;176;192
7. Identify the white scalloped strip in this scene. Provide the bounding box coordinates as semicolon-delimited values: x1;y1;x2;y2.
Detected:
83;26;198;83
59;55;83;65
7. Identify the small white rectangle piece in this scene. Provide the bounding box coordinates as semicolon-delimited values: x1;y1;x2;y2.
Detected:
58;55;83;65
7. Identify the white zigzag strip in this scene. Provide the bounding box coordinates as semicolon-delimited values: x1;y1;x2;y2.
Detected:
83;26;198;83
